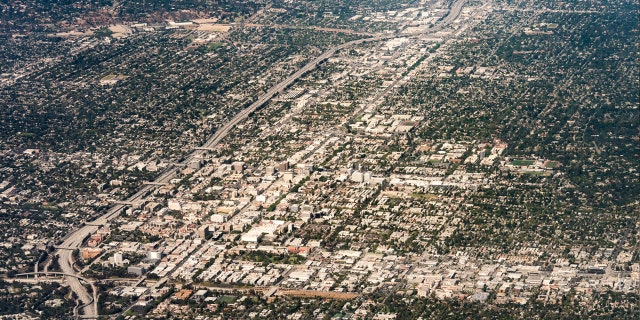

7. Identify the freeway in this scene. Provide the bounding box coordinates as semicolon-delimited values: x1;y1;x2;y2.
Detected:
53;0;466;317
442;0;466;24
58;232;98;316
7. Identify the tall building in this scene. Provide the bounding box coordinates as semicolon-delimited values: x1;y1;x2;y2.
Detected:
232;161;245;173
113;252;123;266
278;161;289;172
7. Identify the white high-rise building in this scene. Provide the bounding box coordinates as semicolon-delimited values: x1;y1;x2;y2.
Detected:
113;252;123;266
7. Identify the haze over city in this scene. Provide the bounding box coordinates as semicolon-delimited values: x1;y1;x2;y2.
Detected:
0;0;637;318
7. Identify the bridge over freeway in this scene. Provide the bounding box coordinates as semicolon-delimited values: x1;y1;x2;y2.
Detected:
16;271;90;281
54;246;78;250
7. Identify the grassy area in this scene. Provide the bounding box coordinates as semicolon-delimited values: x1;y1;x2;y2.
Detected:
240;251;307;265
511;159;535;166
197;42;225;53
411;193;439;200
219;295;237;303
544;161;560;169
522;170;552;176
101;74;129;81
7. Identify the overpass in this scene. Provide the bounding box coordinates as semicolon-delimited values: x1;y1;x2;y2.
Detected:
84;221;105;227
54;246;77;250
142;182;170;186
16;271;91;282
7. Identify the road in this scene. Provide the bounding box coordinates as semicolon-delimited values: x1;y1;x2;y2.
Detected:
244;23;374;36
53;0;467;317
